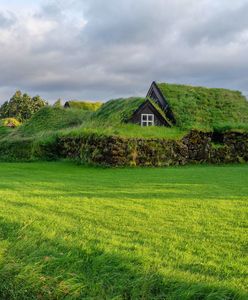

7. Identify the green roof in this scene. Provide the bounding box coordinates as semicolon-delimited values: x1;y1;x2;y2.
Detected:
93;97;171;125
65;101;102;111
147;97;173;126
93;97;146;124
156;82;248;129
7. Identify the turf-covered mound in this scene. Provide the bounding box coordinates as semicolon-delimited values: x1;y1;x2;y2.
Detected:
65;101;102;111
157;83;248;129
17;106;91;136
93;97;145;124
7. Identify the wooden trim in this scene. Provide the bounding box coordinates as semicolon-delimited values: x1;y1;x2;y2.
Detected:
147;82;176;124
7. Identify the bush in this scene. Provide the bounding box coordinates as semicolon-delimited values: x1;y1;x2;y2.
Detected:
0;118;21;128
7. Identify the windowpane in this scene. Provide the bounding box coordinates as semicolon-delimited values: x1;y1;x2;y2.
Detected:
141;114;154;126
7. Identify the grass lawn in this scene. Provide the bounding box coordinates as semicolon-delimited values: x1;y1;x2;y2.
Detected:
0;162;247;299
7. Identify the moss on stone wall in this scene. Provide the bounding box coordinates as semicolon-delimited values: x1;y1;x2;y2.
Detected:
0;130;247;166
58;130;248;166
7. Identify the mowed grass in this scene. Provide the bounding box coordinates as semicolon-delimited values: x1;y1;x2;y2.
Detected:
0;163;247;299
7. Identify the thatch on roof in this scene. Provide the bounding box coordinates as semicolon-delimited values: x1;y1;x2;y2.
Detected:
156;83;248;129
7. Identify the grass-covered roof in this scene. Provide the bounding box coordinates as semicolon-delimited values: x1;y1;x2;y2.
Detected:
93;97;146;124
65;101;102;111
93;97;172;125
156;83;248;130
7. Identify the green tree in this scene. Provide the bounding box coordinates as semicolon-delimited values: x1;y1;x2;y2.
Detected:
0;91;47;121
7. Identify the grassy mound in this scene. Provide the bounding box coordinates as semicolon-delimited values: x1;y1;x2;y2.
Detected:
157;83;248;130
16;106;91;137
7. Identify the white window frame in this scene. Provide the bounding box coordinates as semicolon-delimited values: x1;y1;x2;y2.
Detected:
141;114;154;127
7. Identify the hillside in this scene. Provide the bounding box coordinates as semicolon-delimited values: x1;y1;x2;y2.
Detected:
157;83;248;130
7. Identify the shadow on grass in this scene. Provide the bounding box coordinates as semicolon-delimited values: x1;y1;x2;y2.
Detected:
0;218;246;300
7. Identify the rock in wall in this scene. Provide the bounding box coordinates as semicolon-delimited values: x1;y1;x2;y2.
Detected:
58;130;248;167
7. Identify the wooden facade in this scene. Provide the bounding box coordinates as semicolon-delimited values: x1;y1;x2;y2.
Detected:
129;100;170;126
128;81;176;127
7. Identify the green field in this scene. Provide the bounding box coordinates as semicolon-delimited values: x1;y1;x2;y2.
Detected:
0;162;247;299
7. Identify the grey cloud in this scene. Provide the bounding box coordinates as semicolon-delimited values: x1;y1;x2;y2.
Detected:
0;0;248;103
183;2;248;45
0;11;16;28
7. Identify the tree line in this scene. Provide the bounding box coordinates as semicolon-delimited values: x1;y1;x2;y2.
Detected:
0;91;62;122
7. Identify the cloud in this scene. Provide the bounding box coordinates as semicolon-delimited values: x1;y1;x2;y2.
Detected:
0;0;248;103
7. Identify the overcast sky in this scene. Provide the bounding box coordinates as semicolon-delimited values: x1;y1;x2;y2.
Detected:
0;0;248;103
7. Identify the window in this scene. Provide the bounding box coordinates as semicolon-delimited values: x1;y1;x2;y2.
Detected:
141;114;154;126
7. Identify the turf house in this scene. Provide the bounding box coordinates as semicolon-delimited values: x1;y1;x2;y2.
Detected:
119;81;248;129
49;82;248;130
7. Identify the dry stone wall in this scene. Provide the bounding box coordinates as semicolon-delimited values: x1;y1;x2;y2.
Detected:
0;130;247;165
58;130;248;166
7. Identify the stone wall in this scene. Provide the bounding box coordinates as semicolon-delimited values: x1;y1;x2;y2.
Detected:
0;130;247;165
58;130;248;166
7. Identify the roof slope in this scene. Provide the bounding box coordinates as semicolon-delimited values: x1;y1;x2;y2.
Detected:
93;97;171;125
93;97;146;124
157;83;248;129
65;101;102;111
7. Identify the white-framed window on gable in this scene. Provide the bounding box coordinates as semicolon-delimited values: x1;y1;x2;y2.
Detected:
141;114;154;126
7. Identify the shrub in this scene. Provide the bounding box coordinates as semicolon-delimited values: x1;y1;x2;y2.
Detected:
0;118;21;128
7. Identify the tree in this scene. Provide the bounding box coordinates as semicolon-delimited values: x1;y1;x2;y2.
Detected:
0;91;47;121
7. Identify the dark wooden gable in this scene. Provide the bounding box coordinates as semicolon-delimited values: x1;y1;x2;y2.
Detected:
146;81;176;124
129;100;170;127
147;81;168;110
64;101;70;108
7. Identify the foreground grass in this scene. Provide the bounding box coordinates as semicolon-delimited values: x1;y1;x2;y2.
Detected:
0;163;247;299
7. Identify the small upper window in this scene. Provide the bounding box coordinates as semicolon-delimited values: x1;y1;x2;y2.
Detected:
141;114;154;126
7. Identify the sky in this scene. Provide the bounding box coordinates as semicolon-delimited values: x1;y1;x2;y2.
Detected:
0;0;248;103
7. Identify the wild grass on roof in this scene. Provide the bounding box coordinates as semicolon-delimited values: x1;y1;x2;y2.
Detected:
92;97;145;124
157;83;248;130
66;101;102;111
